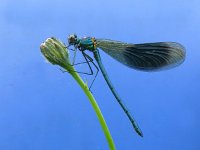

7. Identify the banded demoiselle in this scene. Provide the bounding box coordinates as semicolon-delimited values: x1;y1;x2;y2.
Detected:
67;34;186;137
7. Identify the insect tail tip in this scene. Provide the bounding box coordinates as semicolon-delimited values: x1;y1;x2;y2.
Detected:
137;131;144;137
135;128;143;137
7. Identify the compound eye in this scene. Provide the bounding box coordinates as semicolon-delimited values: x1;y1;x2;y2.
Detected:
74;34;77;38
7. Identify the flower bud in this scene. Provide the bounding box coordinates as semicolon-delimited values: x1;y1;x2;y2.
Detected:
40;37;71;70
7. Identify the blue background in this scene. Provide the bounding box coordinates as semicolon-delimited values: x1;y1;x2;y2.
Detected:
0;0;199;149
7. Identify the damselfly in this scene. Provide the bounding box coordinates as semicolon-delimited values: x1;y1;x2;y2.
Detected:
67;34;185;137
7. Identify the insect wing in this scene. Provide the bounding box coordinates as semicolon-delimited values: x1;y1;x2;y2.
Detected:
96;39;185;71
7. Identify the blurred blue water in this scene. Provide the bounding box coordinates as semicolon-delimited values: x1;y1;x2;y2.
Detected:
0;0;200;149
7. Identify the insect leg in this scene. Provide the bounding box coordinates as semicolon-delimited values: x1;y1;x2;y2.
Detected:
82;51;99;90
59;51;94;75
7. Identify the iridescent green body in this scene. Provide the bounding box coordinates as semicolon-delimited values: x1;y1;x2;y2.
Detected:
67;34;186;137
78;37;96;51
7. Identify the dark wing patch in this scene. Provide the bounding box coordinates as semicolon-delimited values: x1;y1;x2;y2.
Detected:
96;39;185;71
124;42;185;71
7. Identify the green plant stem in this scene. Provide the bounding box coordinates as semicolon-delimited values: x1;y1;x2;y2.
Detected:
40;37;116;149
69;70;116;150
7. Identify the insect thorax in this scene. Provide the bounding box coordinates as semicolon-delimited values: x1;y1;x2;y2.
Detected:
78;37;97;51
